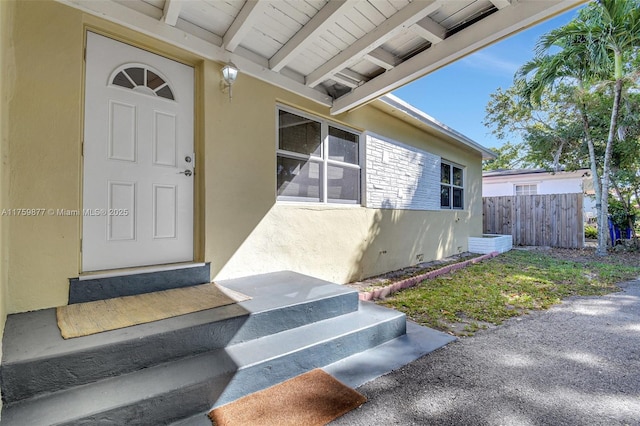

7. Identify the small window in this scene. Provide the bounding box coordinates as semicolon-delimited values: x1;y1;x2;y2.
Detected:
276;106;361;204
328;127;359;164
111;65;175;100
278;110;322;157
441;161;464;209
515;184;537;195
277;156;321;202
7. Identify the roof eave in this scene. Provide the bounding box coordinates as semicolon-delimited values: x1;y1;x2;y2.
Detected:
376;94;497;160
482;168;591;178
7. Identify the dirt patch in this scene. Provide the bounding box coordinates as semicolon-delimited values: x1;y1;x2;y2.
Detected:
515;246;640;266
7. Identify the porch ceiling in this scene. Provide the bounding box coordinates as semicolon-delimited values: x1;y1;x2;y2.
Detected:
58;0;585;114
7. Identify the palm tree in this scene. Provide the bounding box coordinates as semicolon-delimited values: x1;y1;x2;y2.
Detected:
584;0;640;255
516;0;640;255
516;21;605;250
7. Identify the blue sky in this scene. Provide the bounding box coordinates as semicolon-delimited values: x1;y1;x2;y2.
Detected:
392;7;582;149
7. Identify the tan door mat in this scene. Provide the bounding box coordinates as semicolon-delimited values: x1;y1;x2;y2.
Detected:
56;283;251;339
208;369;367;426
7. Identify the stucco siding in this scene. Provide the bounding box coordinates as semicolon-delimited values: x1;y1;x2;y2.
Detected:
215;204;474;284
6;1;84;312
0;0;14;356
538;177;584;194
483;174;585;196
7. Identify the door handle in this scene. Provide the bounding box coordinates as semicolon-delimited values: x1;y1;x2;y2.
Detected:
179;169;193;177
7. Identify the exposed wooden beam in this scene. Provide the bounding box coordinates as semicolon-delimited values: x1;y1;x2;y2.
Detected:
269;0;358;72
339;68;368;83
332;73;360;88
55;0;333;106
305;0;443;88
410;16;446;44
55;0;586;115
490;0;512;9
331;0;587;115
365;48;400;70
331;68;369;88
223;0;268;53
161;0;182;26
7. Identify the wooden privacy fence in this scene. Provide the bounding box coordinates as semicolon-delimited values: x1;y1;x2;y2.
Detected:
483;194;584;249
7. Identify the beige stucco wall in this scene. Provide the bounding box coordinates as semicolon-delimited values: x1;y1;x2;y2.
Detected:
4;0;483;313
208;87;483;283
6;1;84;312
0;0;14;354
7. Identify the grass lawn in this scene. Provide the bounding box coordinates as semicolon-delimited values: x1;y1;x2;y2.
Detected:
380;249;640;336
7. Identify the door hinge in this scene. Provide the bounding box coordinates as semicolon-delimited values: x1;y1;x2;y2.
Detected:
80;238;82;252
81;141;84;157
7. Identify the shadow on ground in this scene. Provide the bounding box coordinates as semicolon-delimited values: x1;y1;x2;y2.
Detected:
331;280;640;426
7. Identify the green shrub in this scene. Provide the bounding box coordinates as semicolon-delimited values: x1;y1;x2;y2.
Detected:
585;225;597;239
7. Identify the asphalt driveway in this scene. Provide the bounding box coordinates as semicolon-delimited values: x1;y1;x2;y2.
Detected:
332;279;640;426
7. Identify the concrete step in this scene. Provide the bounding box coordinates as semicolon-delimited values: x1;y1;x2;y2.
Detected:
169;414;212;426
69;263;212;303
168;321;457;426
1;302;406;426
1;271;359;404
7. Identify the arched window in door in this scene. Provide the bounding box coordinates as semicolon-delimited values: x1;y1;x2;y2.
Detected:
110;65;175;100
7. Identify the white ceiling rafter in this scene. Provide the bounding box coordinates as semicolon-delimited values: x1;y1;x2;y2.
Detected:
340;69;368;83
410;17;446;44
490;0;512;9
223;0;269;53
365;48;400;70
269;0;359;72
331;0;586;115
54;0;588;116
161;0;182;26
305;0;443;88
332;73;360;88
55;0;333;106
332;68;370;88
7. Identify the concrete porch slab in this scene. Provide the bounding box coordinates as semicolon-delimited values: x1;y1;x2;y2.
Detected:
325;320;456;388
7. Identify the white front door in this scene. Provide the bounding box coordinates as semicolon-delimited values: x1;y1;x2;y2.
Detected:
83;32;194;272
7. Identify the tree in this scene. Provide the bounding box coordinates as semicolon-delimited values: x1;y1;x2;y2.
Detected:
511;0;640;255
484;83;587;172
515;20;606;248
586;0;640;255
482;141;528;171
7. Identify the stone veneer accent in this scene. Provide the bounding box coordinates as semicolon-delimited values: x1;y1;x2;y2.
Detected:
365;133;440;210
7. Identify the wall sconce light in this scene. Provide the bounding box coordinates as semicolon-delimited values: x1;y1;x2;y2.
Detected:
221;62;238;102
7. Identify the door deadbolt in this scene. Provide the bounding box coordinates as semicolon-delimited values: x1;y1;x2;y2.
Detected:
185;156;192;163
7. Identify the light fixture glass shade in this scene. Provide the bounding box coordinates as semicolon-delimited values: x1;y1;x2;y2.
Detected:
222;63;238;85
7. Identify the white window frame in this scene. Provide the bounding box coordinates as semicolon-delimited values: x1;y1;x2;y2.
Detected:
276;105;362;204
440;160;465;210
514;184;538;195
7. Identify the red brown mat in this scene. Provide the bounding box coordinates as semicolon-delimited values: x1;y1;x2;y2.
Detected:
208;369;367;426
